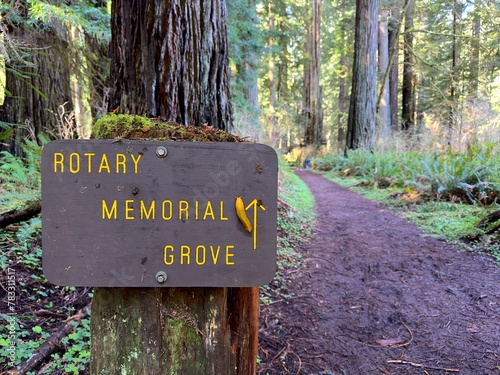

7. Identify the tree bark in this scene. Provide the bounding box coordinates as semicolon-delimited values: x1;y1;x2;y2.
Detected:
377;10;391;138
304;0;323;146
91;287;257;374
477;210;500;230
388;8;400;132
267;0;278;146
108;0;232;131
448;0;463;133
336;23;349;151
0;28;73;155
401;0;416;131
346;0;378;151
337;53;347;151
0;4;108;152
468;0;480;98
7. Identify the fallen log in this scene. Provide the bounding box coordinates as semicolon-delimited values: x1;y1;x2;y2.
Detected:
477;210;500;230
462;210;500;242
0;303;91;375
0;201;41;229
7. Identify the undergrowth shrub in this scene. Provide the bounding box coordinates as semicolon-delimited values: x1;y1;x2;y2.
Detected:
319;143;500;205
0;134;48;209
0;139;41;187
371;151;406;187
277;159;315;242
313;154;342;171
415;146;500;204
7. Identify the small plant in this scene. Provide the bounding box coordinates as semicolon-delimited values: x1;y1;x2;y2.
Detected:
0;142;40;189
371;152;406;188
314;154;343;171
420;151;498;203
15;217;42;244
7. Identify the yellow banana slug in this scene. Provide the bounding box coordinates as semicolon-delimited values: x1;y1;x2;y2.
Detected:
235;196;252;233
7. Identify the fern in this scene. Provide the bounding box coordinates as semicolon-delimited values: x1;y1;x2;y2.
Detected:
16;217;42;243
421;152;498;203
0;151;38;187
314;154;346;171
0;136;46;209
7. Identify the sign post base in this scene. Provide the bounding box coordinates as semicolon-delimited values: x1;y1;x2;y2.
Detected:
90;287;259;375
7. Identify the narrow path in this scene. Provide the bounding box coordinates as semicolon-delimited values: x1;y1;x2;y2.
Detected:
271;172;499;374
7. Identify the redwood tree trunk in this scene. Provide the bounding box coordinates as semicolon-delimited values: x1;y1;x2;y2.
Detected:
401;0;416;131
267;0;278;146
0;27;73;154
108;0;232;130
304;0;323;146
449;0;463;132
388;8;400;132
378;10;391;137
337;54;347;151
346;0;378;151
469;0;480;98
91;287;258;374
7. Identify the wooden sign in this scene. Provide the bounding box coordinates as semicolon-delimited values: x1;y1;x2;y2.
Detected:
41;140;277;287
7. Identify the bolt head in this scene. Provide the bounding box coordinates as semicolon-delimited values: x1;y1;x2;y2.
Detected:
156;146;168;158
155;271;168;283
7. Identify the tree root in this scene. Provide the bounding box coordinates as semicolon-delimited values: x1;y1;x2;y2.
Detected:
387;359;460;372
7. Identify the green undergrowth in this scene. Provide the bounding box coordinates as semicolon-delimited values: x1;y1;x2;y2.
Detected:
0;132;91;374
0;221;92;374
0;135;47;211
321;151;500;263
315;144;500;205
260;161;315;305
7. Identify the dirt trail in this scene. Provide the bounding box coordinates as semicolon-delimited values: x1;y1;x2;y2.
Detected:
259;171;499;375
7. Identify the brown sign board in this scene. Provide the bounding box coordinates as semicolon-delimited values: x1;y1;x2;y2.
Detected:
42;140;277;287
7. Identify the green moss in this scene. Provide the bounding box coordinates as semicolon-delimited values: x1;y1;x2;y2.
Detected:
400;202;483;240
164;316;204;374
92;114;153;139
91;114;245;142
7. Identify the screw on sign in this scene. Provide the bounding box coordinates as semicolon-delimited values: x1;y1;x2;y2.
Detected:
156;146;168;158
155;271;168;283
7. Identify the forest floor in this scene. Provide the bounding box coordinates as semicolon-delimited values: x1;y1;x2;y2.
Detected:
258;171;500;375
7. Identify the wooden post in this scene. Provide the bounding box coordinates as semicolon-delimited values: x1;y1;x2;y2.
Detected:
91;287;258;374
87;124;262;374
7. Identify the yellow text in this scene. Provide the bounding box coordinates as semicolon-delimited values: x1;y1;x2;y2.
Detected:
53;152;142;174
163;244;235;266
101;199;228;221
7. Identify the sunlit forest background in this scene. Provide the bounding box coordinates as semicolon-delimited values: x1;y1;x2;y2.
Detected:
1;0;499;152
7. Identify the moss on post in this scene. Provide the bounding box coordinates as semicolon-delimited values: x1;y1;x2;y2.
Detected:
92;114;243;142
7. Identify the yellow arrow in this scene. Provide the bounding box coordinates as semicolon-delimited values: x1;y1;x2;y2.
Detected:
245;199;266;249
